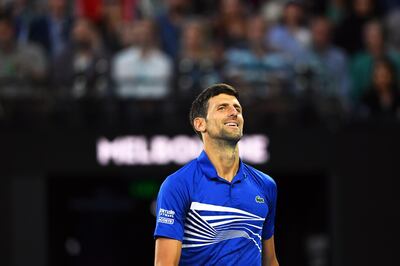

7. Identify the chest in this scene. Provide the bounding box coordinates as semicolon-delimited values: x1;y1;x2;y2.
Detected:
190;177;269;223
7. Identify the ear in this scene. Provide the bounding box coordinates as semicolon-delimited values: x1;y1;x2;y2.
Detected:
193;117;206;133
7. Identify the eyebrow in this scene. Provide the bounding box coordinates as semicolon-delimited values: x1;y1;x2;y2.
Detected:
217;103;242;109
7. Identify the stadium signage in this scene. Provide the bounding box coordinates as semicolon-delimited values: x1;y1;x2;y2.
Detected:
97;135;269;166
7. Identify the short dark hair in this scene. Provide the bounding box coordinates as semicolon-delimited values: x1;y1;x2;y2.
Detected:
189;83;239;139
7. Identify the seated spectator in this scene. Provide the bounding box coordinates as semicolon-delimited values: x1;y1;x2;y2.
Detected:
297;16;350;109
112;19;172;100
350;20;400;103
28;0;73;59
334;0;381;55
155;0;190;59
0;14;47;96
173;19;221;119
95;0;134;54
51;18;110;98
2;0;36;44
174;19;220;101
360;58;400;121
224;15;293;101
326;0;348;26
212;0;248;49
385;9;400;53
266;0;311;60
112;18;172;127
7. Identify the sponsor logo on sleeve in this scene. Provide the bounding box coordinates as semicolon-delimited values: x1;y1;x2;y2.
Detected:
158;208;175;224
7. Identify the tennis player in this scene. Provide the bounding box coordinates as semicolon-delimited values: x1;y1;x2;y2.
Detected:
154;83;279;265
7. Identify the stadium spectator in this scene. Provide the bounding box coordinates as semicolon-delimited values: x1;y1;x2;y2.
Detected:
173;19;221;119
267;0;311;60
385;9;400;52
224;15;293;101
95;0;135;54
28;0;73;59
112;19;172;99
350;20;400;103
112;19;172;126
360;58;400;120
0;14;47;96
51;18;110;98
334;0;381;55
174;20;220;100
298;16;350;109
2;0;35;44
213;0;248;49
326;0;348;25
155;0;190;59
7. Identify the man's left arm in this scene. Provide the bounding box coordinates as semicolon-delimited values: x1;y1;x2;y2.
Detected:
261;176;278;266
262;235;279;266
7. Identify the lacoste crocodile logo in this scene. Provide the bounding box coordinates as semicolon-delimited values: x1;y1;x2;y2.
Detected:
255;195;265;203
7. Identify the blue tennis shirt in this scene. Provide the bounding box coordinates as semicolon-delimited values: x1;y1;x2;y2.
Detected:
154;150;277;265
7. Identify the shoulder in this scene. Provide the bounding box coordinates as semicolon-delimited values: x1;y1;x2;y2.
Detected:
243;163;277;191
225;48;252;63
351;52;370;64
268;25;285;36
151;50;172;65
160;158;199;190
113;48;139;63
330;46;347;59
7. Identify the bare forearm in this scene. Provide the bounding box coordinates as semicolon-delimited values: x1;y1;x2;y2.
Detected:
263;257;279;266
262;236;279;266
154;238;181;266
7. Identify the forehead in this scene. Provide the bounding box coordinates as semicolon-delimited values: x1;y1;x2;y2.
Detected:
208;93;241;107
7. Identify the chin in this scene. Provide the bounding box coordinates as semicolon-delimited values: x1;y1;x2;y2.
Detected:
221;133;242;143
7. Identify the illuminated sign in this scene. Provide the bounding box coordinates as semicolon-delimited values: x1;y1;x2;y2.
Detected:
97;135;269;166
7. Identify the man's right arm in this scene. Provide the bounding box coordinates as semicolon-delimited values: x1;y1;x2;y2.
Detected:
154;173;190;266
154;237;182;266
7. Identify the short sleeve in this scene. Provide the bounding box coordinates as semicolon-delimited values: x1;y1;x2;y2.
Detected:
262;180;277;240
154;175;190;241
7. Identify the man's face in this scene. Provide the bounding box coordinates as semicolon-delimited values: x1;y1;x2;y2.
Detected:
204;94;244;143
312;19;331;48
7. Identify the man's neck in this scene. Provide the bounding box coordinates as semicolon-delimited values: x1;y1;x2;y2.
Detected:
203;138;240;182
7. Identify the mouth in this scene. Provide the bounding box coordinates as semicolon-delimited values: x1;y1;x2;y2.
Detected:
224;122;239;128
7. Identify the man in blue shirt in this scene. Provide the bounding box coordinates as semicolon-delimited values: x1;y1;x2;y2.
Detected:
154;83;279;266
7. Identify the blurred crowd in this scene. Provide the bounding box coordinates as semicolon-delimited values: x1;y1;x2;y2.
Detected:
1;0;400;129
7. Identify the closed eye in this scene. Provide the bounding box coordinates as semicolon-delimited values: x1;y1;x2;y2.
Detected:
234;105;242;113
217;104;227;111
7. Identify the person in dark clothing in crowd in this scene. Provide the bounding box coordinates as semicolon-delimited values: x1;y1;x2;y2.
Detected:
334;0;381;55
156;0;191;59
50;18;111;126
212;0;248;50
51;18;110;98
361;57;400;120
29;0;73;59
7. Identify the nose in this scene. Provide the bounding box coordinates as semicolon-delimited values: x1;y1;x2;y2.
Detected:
228;106;238;117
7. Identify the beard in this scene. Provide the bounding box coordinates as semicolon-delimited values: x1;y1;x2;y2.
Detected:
207;123;243;145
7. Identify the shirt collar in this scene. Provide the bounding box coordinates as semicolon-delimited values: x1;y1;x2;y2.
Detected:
197;150;246;183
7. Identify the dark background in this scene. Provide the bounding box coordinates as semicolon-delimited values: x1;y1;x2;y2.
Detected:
1;124;399;266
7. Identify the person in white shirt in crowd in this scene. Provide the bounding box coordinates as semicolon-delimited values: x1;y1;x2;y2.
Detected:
112;18;172;127
113;18;172;100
